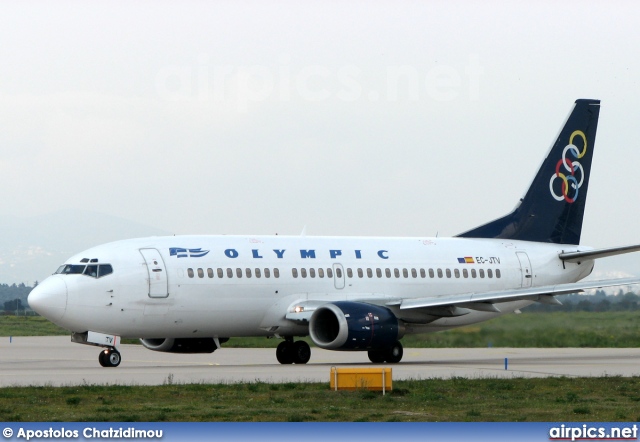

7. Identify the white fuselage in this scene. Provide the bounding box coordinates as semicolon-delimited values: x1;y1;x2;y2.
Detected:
31;235;593;339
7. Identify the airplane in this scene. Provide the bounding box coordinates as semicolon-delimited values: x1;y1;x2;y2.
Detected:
28;99;640;368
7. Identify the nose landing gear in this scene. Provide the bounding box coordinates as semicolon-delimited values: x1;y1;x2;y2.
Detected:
71;332;123;368
98;348;121;367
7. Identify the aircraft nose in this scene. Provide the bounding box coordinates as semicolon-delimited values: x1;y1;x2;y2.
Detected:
28;276;68;322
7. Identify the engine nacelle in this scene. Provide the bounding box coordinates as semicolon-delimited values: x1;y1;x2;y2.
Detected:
140;337;226;353
309;301;404;350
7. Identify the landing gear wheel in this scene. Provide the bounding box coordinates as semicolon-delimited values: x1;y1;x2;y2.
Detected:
367;350;386;363
98;348;121;368
292;341;311;364
385;341;403;363
276;341;294;364
98;350;108;367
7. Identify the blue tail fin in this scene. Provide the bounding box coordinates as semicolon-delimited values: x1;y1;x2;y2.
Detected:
457;99;600;245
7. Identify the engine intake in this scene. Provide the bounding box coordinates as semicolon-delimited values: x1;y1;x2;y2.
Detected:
309;301;403;350
140;337;227;353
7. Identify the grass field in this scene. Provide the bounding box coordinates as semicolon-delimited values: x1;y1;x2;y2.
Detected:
0;377;638;422
1;313;640;422
3;311;638;348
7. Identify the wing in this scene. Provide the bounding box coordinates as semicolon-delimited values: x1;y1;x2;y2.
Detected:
390;277;640;314
283;277;640;324
283;293;400;323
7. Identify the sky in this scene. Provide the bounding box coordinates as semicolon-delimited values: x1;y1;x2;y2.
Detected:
1;1;640;279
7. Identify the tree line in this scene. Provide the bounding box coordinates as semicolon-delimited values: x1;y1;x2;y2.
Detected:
523;289;640;312
0;283;34;314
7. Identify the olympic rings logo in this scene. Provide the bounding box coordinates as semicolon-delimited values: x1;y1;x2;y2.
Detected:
549;130;587;203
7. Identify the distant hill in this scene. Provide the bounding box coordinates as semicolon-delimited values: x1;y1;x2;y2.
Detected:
0;210;170;284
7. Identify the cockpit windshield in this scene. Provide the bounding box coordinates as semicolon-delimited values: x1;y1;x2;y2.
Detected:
55;263;113;278
56;264;86;275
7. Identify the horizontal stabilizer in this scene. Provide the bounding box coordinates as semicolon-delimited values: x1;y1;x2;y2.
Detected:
559;244;640;262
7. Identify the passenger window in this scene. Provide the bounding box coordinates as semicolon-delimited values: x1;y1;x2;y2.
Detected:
327;268;333;278
345;268;351;278
471;269;477;278
207;268;214;278
227;268;233;278
236;268;242;278
385;268;391;278
218;268;224;278
437;269;443;278
188;268;194;278
454;269;460;278
463;269;468;278
358;268;363;278
301;268;307;278
310;268;316;278
367;268;372;278
496;269;501;278
394;268;400;278
335;267;343;278
246;268;252;278
479;269;485;278
319;268;325;278
420;269;426;278
429;269;435;278
274;268;280;278
487;269;493;278
292;268;298;278
255;268;261;278
197;268;204;278
264;268;271;278
403;268;408;278
411;268;417;278
84;265;98;278
98;264;113;277
446;269;451;278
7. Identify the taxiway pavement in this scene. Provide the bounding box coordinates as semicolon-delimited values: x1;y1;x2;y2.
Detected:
1;336;638;387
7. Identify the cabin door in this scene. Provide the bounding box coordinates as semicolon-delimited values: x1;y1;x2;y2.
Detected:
140;248;169;298
516;251;533;288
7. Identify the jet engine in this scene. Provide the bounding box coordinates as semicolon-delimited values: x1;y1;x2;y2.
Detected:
309;301;404;350
140;337;227;353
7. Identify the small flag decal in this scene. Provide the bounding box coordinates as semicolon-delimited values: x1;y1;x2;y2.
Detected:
457;257;475;264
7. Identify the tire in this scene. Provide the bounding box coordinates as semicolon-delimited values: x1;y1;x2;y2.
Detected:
367;350;386;363
292;341;311;364
99;349;121;368
98;350;108;367
385;341;403;363
107;350;121;367
276;341;294;364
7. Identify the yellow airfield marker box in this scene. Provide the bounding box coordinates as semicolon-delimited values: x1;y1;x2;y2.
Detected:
330;367;392;394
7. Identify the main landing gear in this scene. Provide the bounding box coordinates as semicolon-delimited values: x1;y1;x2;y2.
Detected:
367;341;403;363
98;347;121;368
276;338;311;364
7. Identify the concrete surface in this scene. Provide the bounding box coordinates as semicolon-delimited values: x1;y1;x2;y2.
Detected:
0;336;638;386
